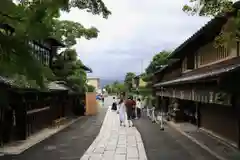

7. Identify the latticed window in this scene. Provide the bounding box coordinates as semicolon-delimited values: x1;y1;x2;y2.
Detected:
28;41;51;66
216;46;229;60
199;44;229;66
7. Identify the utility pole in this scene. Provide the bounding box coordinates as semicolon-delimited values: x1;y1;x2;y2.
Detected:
160;87;164;131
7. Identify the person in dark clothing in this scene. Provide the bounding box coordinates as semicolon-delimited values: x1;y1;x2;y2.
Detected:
132;98;136;119
112;97;117;111
125;96;135;127
102;96;104;103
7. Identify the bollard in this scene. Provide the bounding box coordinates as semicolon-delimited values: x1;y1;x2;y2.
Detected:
152;108;156;123
159;113;164;131
147;107;150;118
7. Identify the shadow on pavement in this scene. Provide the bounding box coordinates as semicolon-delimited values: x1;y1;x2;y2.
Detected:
1;108;107;160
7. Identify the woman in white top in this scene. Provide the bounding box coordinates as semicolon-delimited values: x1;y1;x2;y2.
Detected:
118;99;126;126
136;98;142;118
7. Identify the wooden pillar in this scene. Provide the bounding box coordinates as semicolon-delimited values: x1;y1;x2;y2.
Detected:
237;41;239;57
196;102;201;128
16;101;27;140
156;96;160;110
234;95;240;149
231;94;240;149
238;110;240;149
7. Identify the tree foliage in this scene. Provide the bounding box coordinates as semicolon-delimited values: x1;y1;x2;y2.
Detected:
145;50;171;74
0;0;110;88
52;20;99;47
124;72;136;92
182;0;240;47
87;84;96;92
104;81;126;94
52;49;89;92
182;0;233;17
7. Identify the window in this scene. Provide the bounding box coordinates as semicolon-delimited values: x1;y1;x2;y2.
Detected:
187;54;194;69
28;41;52;66
199;45;229;66
217;46;229;59
182;55;195;72
182;58;187;72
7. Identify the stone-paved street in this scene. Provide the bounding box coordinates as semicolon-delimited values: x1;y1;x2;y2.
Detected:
133;115;219;160
80;108;147;160
0;107;107;160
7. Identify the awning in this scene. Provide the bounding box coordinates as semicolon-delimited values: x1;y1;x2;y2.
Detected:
154;63;240;87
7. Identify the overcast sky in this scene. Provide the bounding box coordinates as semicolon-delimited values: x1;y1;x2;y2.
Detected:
60;0;210;80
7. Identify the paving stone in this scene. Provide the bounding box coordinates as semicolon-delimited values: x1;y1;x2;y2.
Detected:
94;147;105;154
80;109;147;160
116;147;127;154
128;143;137;147
89;154;103;160
97;144;106;148
103;151;115;158
117;144;127;148
114;154;126;160
127;147;139;158
105;145;116;151
118;142;127;146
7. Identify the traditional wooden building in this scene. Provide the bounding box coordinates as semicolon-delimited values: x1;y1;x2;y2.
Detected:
154;6;240;148
0;24;68;145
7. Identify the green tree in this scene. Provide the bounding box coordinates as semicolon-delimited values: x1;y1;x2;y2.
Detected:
115;83;126;93
104;84;112;94
145;50;171;74
112;81;126;94
52;49;89;92
182;0;240;47
87;84;96;92
0;0;111;88
182;0;233;17
52;20;99;47
104;81;126;94
124;72;136;92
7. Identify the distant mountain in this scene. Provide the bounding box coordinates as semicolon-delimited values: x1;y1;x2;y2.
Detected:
100;79;124;88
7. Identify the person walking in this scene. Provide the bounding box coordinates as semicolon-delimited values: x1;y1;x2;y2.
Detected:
102;95;104;104
136;98;142;118
118;99;126;126
125;96;135;127
112;97;117;111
